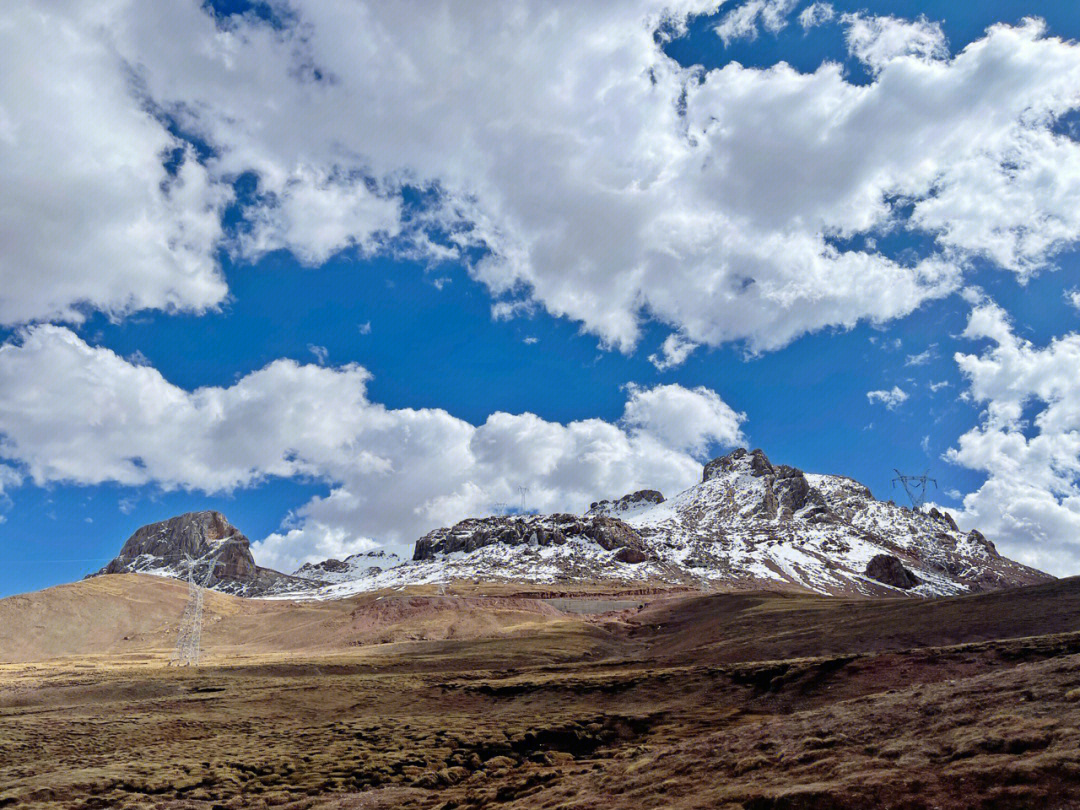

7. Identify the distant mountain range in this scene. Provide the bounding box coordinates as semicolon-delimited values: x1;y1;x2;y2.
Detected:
93;448;1051;598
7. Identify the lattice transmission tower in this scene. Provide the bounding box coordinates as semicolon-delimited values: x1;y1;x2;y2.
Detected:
891;469;937;510
169;554;217;667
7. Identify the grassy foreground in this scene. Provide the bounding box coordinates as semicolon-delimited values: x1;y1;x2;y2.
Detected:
3;576;1080;808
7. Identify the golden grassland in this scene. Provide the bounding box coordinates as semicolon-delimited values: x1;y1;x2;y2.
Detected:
3;575;1080;808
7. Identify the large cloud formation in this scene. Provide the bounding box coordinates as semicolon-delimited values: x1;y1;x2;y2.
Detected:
0;3;230;325
948;300;1080;574
0;326;744;570
6;2;1080;354
5;1;1080;571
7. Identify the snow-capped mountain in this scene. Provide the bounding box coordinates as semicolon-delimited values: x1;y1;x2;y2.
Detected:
94;511;314;596
603;448;1050;596
300;449;1050;598
91;450;1051;599
293;550;403;584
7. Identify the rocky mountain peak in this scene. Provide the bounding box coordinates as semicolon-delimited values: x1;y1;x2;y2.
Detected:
94;511;313;596
586;489;665;518
703;447;775;482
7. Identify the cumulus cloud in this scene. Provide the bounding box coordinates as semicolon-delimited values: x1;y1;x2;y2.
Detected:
238;167;401;265
947;301;1080;575
842;13;947;71
1067;289;1080;310
867;386;909;409
620;382;745;457
0;326;743;572
0;1;230;326
4;5;1080;354
649;333;699;371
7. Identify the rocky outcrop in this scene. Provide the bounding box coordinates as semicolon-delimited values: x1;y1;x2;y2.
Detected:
94;511;313;596
865;554;921;590
703;447;773;482
414;514;647;562
927;507;959;532
587;490;665;517
294;550;403;584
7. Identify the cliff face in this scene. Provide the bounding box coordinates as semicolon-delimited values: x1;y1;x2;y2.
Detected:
95;511;315;596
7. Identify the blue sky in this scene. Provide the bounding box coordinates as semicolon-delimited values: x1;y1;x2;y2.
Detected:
2;0;1080;596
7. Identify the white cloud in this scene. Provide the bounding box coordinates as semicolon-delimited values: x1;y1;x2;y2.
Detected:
799;3;834;29
1067;289;1080;310
239;167;401;265
867;386;909;409
358;321;372;335
4;5;1080;354
0;1;230;326
715;0;798;45
0;326;743;572
648;333;699;371
93;5;1080;354
842;13;947;71
523;336;539;345
930;380;951;392
620;382;745;457
258;523;379;572
946;301;1080;575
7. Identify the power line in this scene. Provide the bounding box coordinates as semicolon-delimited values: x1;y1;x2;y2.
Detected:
891;469;937;510
168;553;218;667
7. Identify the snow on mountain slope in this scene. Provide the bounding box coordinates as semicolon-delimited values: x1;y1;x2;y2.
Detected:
609;448;1048;596
93;451;1052;600
293;550;403;584
279;449;1051;599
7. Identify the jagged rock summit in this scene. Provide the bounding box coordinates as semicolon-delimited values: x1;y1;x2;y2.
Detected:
95;511;311;596
337;447;1051;597
92;450;1052;600
587;489;665;518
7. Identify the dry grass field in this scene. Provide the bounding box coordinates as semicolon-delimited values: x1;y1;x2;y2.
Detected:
3;575;1080;809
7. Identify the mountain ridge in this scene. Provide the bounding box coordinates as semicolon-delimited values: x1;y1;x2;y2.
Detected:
91;448;1051;599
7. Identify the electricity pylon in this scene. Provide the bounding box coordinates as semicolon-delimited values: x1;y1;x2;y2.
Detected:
517;486;530;513
891;469;937;510
168;554;218;667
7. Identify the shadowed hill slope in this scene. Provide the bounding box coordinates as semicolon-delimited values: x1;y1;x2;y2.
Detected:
631;576;1080;665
